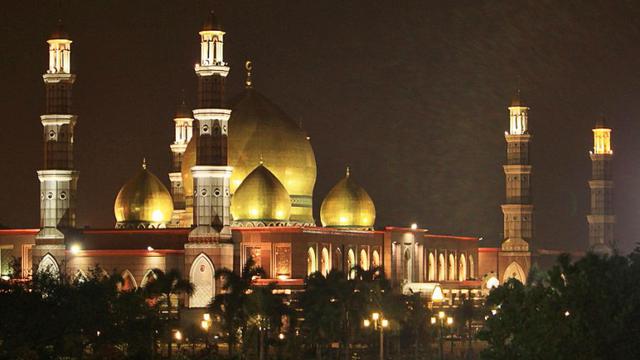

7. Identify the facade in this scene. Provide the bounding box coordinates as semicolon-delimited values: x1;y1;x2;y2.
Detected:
0;13;547;313
587;117;615;254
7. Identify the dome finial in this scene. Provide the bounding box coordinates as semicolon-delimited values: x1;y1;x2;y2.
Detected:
346;166;350;177
142;157;147;169
245;60;253;89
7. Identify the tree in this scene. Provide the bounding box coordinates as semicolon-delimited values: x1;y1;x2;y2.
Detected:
144;268;194;358
479;250;640;359
210;256;265;356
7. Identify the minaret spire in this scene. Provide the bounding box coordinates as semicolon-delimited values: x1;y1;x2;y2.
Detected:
34;19;79;274
499;88;532;283
168;90;194;227
189;9;233;240
245;60;253;88
587;116;615;254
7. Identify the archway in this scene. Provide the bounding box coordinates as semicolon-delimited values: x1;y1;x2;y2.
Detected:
190;253;215;308
141;269;157;288
347;249;356;279
403;248;411;282
469;255;475;279
503;261;526;283
448;254;456;281
307;247;317;276
121;270;138;291
371;250;380;268
428;252;435;281
37;254;59;277
333;248;343;271
438;253;446;281
320;247;330;276
360;249;369;271
458;253;467;281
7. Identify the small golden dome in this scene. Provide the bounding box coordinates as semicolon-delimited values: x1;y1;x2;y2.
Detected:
320;167;376;229
114;160;174;228
231;164;291;222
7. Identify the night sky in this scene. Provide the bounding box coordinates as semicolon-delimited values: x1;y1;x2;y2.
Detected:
2;1;640;253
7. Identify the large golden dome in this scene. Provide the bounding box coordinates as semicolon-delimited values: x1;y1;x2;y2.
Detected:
114;161;174;229
320;167;376;230
230;164;291;224
181;85;317;224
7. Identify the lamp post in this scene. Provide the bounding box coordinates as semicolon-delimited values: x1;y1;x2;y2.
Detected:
174;330;183;353
363;312;389;360
431;311;453;360
201;313;212;351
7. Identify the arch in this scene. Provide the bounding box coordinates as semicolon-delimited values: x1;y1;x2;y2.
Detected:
371;250;380;268
448;254;456;281
468;255;475;279
73;269;87;283
403;248;412;282
320;247;330;276
438;253;446;281
190;253;216;308
307;247;317;276
140;269;157;288
360;249;369;271
347;248;356;279
458;253;467;281
121;270;138;291
333;247;343;271
428;252;435;281
503;261;526;283
37;254;59;277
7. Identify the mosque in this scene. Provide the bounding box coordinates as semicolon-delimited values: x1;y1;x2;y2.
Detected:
0;12;614;310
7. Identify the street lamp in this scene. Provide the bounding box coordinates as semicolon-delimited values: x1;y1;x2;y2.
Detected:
431;311;454;360
201;313;212;350
363;312;389;360
174;330;183;352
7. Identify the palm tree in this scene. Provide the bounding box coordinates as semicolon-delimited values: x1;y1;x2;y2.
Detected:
456;294;476;359
144;268;194;358
246;282;291;360
210;257;265;356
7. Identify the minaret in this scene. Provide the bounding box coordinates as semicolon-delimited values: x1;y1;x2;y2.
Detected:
499;90;532;283
169;93;193;227
36;20;79;241
188;11;232;241
587;117;614;254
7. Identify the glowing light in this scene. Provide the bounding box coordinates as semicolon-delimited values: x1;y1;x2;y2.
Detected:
201;320;210;330
446;317;453;326
278;333;285;340
431;285;444;302
151;210;164;222
339;216;348;224
410;223;418;230
70;244;81;255
174;330;183;341
430;317;437;325
372;312;380;321
438;311;445;320
486;276;500;289
491;309;497;316
381;319;389;328
363;319;371;327
147;246;154;251
250;208;259;217
277;274;289;280
564;311;570;317
203;313;211;322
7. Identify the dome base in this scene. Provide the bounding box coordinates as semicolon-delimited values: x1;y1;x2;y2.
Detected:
115;221;168;230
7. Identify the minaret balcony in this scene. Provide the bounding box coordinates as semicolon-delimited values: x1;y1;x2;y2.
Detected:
42;73;75;84
194;64;229;77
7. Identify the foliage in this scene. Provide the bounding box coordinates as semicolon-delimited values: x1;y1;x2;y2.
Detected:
479;250;640;359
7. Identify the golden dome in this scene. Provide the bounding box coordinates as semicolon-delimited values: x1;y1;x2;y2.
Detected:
181;84;317;224
231;164;291;223
181;138;196;200
320;167;376;230
114;160;174;228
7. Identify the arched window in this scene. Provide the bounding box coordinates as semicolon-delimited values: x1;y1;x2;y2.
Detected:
360;249;369;271
334;248;343;271
404;248;411;282
469;255;475;279
448;254;456;281
121;270;138;291
371;250;380;268
37;254;59;278
503;261;526;283
307;247;317;276
428;252;436;281
347;249;356;279
141;269;157;288
321;247;330;276
190;253;215;308
438;253;446;281
458;253;467;281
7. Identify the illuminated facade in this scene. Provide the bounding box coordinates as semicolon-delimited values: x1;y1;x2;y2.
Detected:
587;117;614;254
169;94;193;226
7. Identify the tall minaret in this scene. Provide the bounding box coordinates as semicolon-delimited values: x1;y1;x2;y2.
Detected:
499;90;532;283
169;93;193;227
36;20;79;241
188;11;232;241
587;117;614;254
